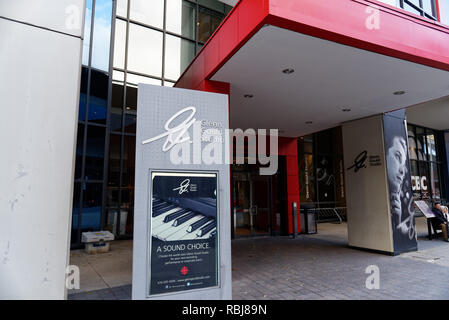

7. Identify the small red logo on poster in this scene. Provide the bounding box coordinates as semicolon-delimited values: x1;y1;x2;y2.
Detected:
180;266;189;275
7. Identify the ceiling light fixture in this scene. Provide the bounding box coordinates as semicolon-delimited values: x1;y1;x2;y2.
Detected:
282;68;295;74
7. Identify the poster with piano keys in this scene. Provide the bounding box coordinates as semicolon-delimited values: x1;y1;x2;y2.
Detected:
149;171;219;295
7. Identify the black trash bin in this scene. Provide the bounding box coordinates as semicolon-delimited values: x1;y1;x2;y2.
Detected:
300;203;317;234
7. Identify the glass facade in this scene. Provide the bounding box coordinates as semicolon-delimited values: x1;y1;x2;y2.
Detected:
72;0;232;247
378;0;438;20
407;123;445;202
441;0;449;24
298;127;346;209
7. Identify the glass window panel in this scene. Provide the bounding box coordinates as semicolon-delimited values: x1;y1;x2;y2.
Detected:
404;2;422;15
125;85;137;111
79;67;88;121
164;81;175;87
126;73;161;86
108;134;121;188
299;154;315;203
116;0;128;18
91;0;113;71
122;136;136;188
426;133;437;161
120;189;134;235
416;127;426;161
377;0;399;6
81;183;103;231
71;182;81;243
316;155;335;203
82;0;93;66
408;128;418;160
441;0;449;25
422;0;435;15
111;83;123;132
124;113;137;134
198;7;224;43
418;161;430;200
164;35;195;81
88;70;108;124
75;124;84;179
127;24;163;77
166;0;196;39
430;162;441;201
199;0;226;13
129;0;163;28
113;19;127;69
113;70;125;82
85;126;106;180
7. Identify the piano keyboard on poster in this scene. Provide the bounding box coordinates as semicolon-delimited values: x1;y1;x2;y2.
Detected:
151;198;217;241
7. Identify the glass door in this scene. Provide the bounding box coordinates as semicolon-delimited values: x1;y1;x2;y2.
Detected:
233;172;272;237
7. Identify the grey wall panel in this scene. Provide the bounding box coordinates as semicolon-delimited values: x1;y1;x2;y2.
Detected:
0;18;82;299
0;0;85;38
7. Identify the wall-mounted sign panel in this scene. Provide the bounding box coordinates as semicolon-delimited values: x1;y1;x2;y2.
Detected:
133;84;231;300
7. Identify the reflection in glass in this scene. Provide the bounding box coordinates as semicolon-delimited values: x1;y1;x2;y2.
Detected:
71;182;81;244
122;136;136;188
441;0;449;25
127;23;163;76
82;0;93;66
80;183;103;231
130;0;164;28
113;19;127;69
124;113;137;134
408;129;418;160
125;85;137;111
111;83;123;132
75;124;84;179
126;73;162;86
91;0;113;71
198;6;224;43
164;35;195;80
108;134;121;188
79;67;88;121
430;162;441;200
85;126;106;180
422;0;435;15
166;0;196;39
88;70;108;124
116;0;128;18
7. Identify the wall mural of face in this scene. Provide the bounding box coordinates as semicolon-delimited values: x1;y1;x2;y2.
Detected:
387;136;407;218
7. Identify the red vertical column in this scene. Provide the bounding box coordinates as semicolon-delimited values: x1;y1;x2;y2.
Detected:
279;137;300;234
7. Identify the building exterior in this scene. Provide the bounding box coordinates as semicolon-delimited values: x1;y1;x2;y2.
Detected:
1;0;449;299
73;0;449;248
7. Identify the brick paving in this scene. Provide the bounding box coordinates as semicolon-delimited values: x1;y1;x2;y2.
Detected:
69;219;449;300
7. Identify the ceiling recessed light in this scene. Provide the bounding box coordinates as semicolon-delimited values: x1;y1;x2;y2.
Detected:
342;108;351;112
244;94;254;98
393;91;406;95
305;121;313;125
282;68;295;74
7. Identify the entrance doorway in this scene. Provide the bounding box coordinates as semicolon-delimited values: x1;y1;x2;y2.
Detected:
233;172;271;237
231;157;288;238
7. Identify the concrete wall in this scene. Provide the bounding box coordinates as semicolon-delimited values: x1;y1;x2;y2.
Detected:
342;115;394;253
0;0;84;299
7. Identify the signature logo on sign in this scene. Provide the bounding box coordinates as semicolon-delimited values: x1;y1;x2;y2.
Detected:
347;151;368;173
173;179;190;194
142;107;197;152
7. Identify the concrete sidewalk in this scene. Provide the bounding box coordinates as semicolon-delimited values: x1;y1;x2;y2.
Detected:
68;217;449;300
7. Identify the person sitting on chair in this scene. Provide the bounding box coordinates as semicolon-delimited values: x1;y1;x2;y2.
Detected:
431;202;449;242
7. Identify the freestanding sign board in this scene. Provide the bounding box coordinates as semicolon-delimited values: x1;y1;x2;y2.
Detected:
132;84;231;300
